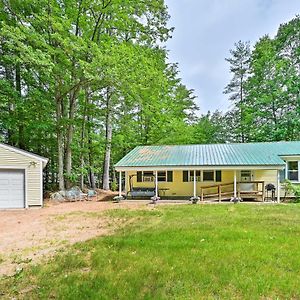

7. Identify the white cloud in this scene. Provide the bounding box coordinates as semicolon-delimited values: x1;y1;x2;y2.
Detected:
165;0;300;113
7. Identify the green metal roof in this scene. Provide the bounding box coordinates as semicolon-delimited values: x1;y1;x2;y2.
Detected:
115;141;300;168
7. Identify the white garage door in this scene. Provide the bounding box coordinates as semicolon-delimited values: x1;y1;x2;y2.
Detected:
0;170;25;209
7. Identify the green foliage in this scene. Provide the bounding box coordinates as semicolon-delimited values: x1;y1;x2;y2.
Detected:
2;2;300;191
110;181;117;192
192;111;229;144
0;0;197;190
282;180;300;203
225;16;300;143
224;40;251;142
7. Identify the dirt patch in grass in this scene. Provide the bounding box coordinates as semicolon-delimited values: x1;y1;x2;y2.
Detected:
0;201;149;277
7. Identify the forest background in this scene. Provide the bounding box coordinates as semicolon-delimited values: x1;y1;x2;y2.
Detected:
1;1;299;190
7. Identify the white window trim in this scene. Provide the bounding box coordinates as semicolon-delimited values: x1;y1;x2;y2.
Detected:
141;171;154;182
141;170;172;182
286;160;300;183
184;170;218;183
189;170;201;182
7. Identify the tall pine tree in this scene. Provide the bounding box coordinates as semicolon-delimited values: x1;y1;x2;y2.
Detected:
224;40;251;142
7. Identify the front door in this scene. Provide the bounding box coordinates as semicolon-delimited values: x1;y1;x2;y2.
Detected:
240;170;252;182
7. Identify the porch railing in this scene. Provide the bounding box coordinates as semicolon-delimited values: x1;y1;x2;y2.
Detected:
200;181;265;202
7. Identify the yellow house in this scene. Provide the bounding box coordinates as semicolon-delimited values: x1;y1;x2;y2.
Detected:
115;142;300;202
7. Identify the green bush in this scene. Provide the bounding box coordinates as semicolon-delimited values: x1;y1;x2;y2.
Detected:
111;181;117;192
282;180;300;203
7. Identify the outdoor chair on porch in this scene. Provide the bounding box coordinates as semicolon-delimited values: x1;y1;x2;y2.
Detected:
127;174;156;199
128;187;155;199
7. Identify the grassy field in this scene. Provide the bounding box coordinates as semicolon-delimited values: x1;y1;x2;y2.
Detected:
1;204;300;299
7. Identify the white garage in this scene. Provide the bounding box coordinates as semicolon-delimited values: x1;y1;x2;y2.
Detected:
0;170;25;209
0;143;48;209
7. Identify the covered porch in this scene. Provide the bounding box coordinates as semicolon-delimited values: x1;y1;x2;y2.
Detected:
116;167;283;203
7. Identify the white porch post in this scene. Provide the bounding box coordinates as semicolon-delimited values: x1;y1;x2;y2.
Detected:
277;169;281;203
124;171;128;195
193;170;196;197
234;170;237;198
119;171;122;197
155;170;158;197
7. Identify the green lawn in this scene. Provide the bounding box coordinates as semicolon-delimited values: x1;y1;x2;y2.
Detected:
1;204;300;299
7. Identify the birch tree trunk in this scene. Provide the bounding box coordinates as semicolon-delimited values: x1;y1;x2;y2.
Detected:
87;114;96;189
65;87;79;189
56;90;65;191
15;63;25;149
102;90;112;190
5;64;15;145
88;136;96;189
80;111;87;190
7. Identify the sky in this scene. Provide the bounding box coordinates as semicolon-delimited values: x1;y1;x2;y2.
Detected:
165;0;300;114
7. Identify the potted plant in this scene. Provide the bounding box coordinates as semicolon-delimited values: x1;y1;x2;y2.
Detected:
190;196;200;204
113;195;124;203
150;195;160;204
230;197;242;204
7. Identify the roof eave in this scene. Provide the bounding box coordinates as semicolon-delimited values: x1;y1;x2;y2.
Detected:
115;164;285;171
0;143;49;166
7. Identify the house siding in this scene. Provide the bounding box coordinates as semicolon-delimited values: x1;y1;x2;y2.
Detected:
126;169;280;198
126;170;234;197
254;169;287;197
254;170;277;185
0;146;42;206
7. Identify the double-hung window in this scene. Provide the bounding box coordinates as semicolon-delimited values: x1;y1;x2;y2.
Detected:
137;171;173;182
182;170;221;182
137;171;154;182
157;171;173;182
189;170;201;182
287;161;299;181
